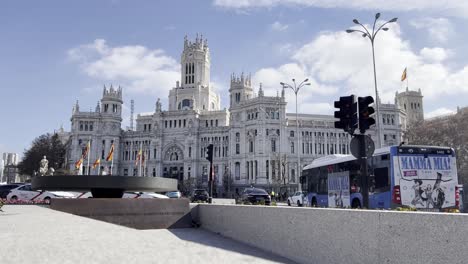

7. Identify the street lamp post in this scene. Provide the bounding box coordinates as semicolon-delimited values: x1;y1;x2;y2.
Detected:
346;13;398;148
280;79;311;192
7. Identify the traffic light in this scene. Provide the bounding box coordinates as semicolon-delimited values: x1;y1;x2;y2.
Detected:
206;144;214;163
334;95;358;134
358;96;376;133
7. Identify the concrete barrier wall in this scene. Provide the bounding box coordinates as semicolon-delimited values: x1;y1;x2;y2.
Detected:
51;198;192;229
196;205;468;264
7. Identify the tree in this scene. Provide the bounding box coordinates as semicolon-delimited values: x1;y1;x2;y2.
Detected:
18;133;66;177
405;110;468;184
180;177;195;196
222;169;234;198
272;153;289;199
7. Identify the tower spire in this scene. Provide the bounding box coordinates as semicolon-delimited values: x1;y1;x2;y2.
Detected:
95;101;101;112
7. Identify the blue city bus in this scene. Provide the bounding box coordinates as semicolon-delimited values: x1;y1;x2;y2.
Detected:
300;145;460;210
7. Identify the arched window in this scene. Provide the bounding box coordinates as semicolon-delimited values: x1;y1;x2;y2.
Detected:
170;152;179;161
235;162;240;180
182;99;191;108
211;102;215;110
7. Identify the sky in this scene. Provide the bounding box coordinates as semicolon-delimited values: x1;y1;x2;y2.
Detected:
1;0;468;158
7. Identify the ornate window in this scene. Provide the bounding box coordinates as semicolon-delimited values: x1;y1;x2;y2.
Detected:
164;146;183;161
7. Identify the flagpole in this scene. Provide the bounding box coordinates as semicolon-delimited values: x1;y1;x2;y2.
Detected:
110;138;115;175
97;158;101;175
130;140;134;175
87;138;91;175
79;158;83;175
144;149;148;177
139;142;142;177
406;67;409;89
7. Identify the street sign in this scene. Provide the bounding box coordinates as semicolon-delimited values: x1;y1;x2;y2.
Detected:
350;135;375;158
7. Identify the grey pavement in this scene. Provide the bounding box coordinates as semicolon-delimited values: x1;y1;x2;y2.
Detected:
0;205;295;264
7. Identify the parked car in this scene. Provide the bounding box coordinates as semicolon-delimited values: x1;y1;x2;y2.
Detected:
287;191;307;207
241;187;271;205
166;191;182;198
7;184;75;203
124;192;169;199
0;184;22;199
191;189;209;202
76;192;169;199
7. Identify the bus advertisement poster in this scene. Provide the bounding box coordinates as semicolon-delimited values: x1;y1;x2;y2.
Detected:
328;171;350;208
395;154;457;209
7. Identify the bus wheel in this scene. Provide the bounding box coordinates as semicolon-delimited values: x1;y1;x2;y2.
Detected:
352;199;361;209
311;198;317;207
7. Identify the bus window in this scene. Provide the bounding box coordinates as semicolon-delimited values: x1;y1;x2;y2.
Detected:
350;175;361;193
373;167;390;192
318;167;327;194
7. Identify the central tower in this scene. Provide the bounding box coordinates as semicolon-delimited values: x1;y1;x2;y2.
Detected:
168;34;220;112
181;34;210;88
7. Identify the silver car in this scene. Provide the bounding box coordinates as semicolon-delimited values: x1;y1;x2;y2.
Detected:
166;191;182;198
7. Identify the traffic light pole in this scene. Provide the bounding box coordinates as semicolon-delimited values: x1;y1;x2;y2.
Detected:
208;162;213;204
357;134;370;209
334;95;375;209
206;144;214;204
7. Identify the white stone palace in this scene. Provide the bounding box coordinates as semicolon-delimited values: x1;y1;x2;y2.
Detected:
65;35;423;197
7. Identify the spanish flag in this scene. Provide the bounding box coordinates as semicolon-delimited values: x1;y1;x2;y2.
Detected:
82;141;91;158
135;149;142;166
401;67;407;82
106;143;114;161
92;158;101;169
75;157;83;170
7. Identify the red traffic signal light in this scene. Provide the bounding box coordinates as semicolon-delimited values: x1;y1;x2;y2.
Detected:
358;96;376;133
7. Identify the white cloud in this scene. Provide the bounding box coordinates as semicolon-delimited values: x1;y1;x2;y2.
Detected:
68;39;180;95
420;47;453;62
425;107;456;119
299;102;333;115
251;23;468;114
271;21;288;31
410;17;454;43
276;43;294;55
213;0;468;18
164;25;176;31
252;63;339;113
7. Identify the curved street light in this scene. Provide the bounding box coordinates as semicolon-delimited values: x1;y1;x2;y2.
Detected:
346;13;398;148
280;78;310;192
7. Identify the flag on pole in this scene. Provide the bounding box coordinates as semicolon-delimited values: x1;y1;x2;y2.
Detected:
401;67;407;81
92;158;101;169
75;157;83;170
83;141;91;158
106;143;114;161
135;149;142;166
